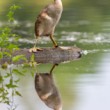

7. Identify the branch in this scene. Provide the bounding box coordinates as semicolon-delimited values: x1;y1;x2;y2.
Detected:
0;47;82;65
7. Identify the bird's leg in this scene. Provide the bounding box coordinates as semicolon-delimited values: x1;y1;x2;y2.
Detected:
50;34;58;48
29;37;42;52
50;64;58;74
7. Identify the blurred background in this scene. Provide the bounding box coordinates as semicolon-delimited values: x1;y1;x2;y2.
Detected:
1;0;110;32
0;0;110;110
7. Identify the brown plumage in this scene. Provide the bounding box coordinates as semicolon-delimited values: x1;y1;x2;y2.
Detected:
35;0;63;47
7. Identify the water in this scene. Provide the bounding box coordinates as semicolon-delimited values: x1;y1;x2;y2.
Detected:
0;0;110;110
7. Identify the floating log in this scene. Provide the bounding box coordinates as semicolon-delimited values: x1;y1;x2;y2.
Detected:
0;47;82;65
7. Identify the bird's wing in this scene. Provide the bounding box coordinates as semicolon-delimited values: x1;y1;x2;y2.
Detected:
36;3;54;21
35;4;54;36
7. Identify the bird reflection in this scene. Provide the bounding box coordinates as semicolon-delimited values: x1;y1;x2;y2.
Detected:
35;64;62;110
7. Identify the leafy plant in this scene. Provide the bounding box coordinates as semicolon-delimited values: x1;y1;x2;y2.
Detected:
0;3;28;110
0;2;38;109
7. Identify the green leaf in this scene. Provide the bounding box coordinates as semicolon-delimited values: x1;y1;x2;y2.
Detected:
4;73;11;78
6;84;18;89
10;4;21;10
22;63;31;68
15;91;22;97
0;52;3;59
12;69;24;76
30;53;35;62
7;44;18;50
7;11;14;18
0;75;3;83
3;52;11;58
2;27;11;34
31;71;35;77
6;78;18;89
14;79;20;83
12;55;27;63
7;4;21;22
0;88;4;93
4;101;10;105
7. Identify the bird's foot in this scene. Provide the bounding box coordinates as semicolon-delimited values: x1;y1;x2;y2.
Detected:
55;45;59;48
29;47;43;52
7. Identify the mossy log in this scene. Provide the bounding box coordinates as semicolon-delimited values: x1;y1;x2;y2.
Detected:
0;47;82;65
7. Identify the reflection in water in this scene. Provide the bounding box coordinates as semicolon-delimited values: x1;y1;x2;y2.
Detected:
35;64;62;110
1;52;110;110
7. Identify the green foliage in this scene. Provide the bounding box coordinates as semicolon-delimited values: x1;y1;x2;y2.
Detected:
12;55;27;63
0;27;11;48
12;69;25;76
7;4;21;22
0;2;38;110
0;52;3;59
15;91;22;97
0;75;3;83
0;3;28;110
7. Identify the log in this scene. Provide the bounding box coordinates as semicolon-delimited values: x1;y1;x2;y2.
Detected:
0;47;82;65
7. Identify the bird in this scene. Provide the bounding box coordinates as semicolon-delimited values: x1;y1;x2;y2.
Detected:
29;0;63;52
35;64;62;110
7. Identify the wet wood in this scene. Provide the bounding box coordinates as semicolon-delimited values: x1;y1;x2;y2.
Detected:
0;47;82;65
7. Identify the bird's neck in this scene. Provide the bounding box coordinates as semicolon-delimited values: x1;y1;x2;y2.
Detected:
54;0;62;5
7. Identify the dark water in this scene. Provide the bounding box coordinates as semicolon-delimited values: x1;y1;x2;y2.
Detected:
0;0;110;110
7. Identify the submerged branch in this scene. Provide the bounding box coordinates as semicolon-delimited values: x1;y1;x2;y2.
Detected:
0;47;82;65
